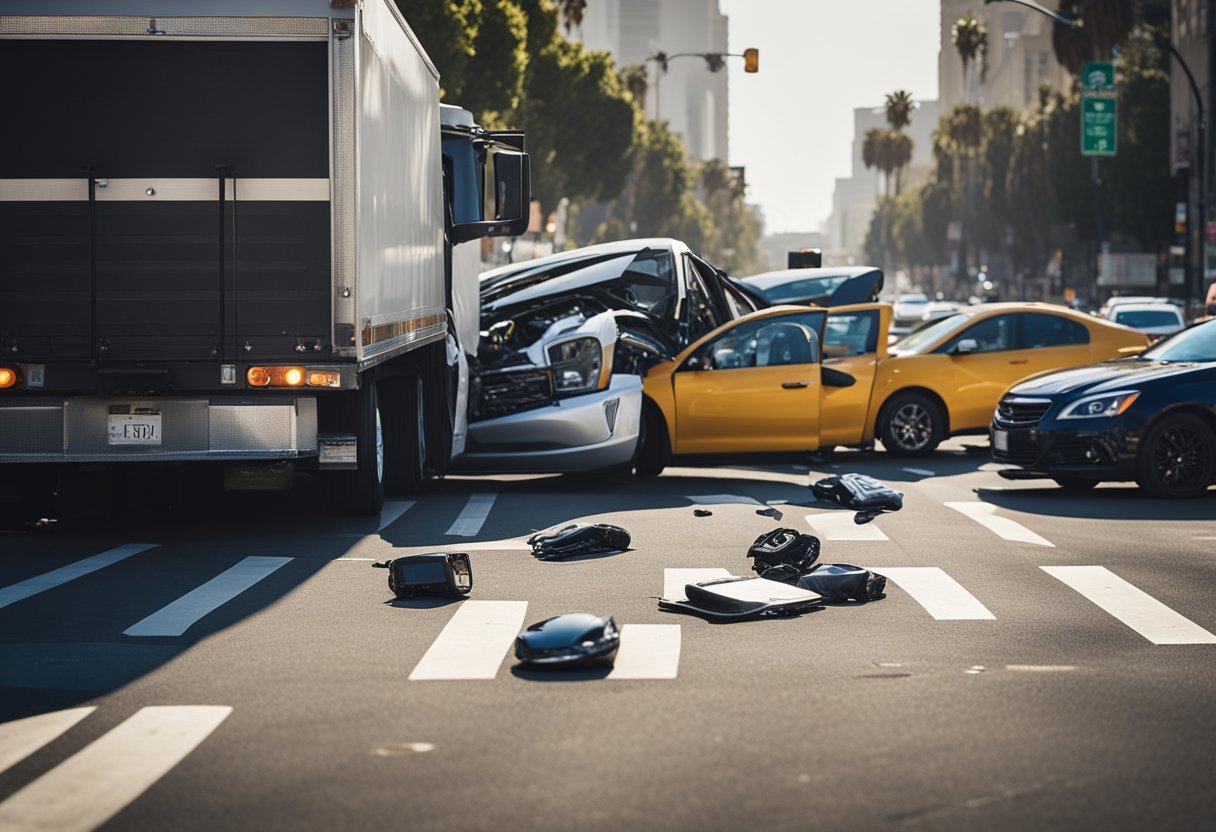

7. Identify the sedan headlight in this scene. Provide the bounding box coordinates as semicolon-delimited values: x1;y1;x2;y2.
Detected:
547;337;606;395
1057;390;1141;420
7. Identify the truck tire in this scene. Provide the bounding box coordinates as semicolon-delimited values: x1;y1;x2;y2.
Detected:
878;392;945;456
382;375;426;496
349;380;386;515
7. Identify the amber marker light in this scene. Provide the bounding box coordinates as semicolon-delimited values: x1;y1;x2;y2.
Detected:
307;370;342;388
0;368;19;389
283;367;305;386
247;367;271;387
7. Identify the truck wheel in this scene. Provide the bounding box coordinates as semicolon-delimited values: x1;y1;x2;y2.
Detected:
633;402;670;477
382;375;426;496
1135;413;1215;499
879;392;944;456
349;380;386;515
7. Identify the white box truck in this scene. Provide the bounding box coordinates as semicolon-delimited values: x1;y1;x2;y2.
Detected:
0;0;528;513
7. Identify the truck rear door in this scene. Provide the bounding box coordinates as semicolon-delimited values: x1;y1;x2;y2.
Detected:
0;39;331;365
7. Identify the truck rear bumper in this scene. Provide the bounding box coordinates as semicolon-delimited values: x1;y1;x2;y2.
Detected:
455;376;642;473
0;396;318;463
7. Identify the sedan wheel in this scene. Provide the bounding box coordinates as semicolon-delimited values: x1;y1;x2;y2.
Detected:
1136;414;1215;499
880;393;944;456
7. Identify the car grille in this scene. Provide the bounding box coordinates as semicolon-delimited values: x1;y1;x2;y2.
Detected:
993;433;1040;465
995;397;1051;427
474;368;554;421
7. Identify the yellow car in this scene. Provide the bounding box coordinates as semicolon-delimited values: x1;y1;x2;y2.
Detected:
634;302;1149;471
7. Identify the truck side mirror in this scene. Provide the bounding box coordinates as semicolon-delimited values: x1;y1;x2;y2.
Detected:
450;150;530;244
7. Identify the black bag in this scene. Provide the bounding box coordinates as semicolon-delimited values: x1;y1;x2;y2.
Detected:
746;528;821;577
528;523;631;560
373;553;472;598
796;563;887;603
811;474;903;523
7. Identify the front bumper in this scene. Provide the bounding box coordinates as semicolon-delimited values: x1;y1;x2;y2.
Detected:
991;416;1138;481
455;375;642;473
0;396;318;463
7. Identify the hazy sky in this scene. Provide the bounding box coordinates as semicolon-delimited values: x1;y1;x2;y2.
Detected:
720;0;942;234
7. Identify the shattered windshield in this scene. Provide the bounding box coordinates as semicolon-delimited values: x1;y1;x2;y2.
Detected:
602;248;677;318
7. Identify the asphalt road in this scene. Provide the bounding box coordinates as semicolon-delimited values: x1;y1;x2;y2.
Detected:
1;441;1214;832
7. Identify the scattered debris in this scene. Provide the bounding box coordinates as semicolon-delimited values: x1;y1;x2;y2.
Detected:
515;613;620;666
373;553;472;598
791;563;887;603
747;528;821;577
660;576;822;621
811;473;903;524
528;523;631;560
693;508;714;517
755;506;784;521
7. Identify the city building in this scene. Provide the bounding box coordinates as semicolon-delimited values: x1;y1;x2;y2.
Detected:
938;0;1070;113
577;0;730;163
827;99;939;262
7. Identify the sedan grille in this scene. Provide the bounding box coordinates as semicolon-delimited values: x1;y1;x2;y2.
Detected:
995;397;1051;427
474;368;554;421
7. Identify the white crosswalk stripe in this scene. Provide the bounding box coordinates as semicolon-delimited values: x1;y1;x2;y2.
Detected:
445;493;498;537
607;625;682;680
806;512;889;541
0;707;95;776
867;567;996;620
945;502;1054;547
1042;566;1216;645
123;556;293;637
0;544;158;610
0;706;231;832
408;600;528;680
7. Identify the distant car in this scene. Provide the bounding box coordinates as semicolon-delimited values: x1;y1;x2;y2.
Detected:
920;301;961;322
992;319;1216;497
1107;302;1186;339
1097;295;1172;319
739;266;883;308
891;293;931;336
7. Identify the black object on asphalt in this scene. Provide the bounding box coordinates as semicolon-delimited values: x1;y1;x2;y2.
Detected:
514;613;620;666
747;528;821;576
755;506;784;521
528;523;631;560
373;553;473;598
811;473;903;523
794;563;887;603
659;577;822;621
694;508;714;517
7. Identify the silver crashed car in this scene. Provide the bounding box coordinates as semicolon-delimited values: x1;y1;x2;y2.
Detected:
455;238;759;472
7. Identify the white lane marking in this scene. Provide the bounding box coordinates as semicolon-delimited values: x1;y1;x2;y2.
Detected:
1195;536;1216;541
0;544;158;610
686;494;763;506
0;708;96;776
806;512;889;541
867;567;996;620
1041;566;1216;645
902;467;936;477
1006;665;1078;673
123;557;292;638
0;705;231;832
662;568;733;603
378;500;415;532
607;625;681;680
445;493;497;537
408;600;527;680
945;502;1054;547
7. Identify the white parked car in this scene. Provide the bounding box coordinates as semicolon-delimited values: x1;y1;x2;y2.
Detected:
1107;302;1186;339
891;293;931;336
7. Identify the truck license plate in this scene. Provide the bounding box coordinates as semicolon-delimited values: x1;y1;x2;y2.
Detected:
992;430;1009;452
108;413;162;446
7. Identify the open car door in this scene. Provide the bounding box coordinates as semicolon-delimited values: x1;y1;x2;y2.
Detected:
820;303;889;446
669;309;828;454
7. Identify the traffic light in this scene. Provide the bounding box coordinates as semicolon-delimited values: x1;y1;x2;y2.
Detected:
743;48;759;73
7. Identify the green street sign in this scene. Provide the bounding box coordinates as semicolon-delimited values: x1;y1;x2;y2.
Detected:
1082;96;1117;156
1081;61;1115;93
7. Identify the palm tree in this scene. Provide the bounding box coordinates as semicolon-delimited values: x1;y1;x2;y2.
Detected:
1051;0;1136;74
885;90;915;131
951;12;988;103
863;127;889;197
887;132;914;196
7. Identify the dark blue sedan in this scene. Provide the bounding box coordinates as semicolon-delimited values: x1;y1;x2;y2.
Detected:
992;320;1216;498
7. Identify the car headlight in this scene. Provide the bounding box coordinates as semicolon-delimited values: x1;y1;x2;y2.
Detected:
1057;390;1140;419
547;337;607;395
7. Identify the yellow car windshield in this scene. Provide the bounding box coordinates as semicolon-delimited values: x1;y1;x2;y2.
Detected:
891;313;970;354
